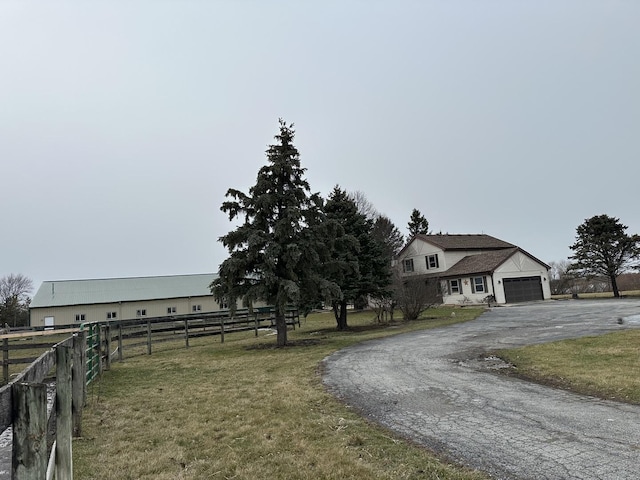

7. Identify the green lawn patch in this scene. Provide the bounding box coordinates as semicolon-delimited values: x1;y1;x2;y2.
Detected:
496;329;640;404
73;308;488;480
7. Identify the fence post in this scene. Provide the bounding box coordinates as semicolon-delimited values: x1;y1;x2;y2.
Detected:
254;313;258;337
147;320;152;355
220;318;225;344
184;319;189;348
105;324;112;371
56;345;73;480
96;324;103;377
3;338;8;384
118;323;123;362
72;332;86;437
12;382;48;479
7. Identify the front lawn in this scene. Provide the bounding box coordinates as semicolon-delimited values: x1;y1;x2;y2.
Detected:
496;329;640;404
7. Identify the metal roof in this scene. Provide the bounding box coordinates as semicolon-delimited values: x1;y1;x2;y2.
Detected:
31;274;218;308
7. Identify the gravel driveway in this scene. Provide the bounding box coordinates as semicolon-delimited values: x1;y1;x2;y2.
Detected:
322;300;640;480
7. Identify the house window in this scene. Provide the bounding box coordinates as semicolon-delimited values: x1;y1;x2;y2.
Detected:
192;304;202;312
426;254;439;270
449;279;461;295
136;309;147;317
472;276;486;294
106;312;117;320
403;258;414;273
75;314;86;322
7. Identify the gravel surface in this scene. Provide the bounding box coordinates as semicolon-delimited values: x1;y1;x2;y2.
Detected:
322;300;640;480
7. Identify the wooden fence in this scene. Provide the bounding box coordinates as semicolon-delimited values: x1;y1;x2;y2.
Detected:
0;307;298;478
81;307;299;379
0;331;86;479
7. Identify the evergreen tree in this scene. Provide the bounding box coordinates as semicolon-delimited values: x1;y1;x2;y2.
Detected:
211;120;324;346
372;215;405;263
407;209;429;237
569;214;640;298
324;186;390;330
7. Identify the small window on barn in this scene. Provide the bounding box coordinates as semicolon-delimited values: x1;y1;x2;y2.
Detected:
167;306;176;314
75;314;86;322
192;304;202;312
403;258;414;273
426;254;439;269
136;309;147;317
106;312;117;319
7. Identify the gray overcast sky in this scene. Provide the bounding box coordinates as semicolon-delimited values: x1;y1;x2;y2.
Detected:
1;1;639;291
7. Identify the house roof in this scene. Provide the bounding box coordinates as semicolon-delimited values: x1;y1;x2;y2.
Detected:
438;248;519;278
31;273;218;308
415;234;516;251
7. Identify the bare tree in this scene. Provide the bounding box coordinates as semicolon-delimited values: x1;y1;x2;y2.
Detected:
0;273;33;304
0;274;34;327
348;190;378;221
391;268;441;320
548;260;576;295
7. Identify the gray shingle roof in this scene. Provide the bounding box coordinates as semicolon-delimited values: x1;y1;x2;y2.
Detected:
438;248;519;278
31;273;218;308
415;234;516;251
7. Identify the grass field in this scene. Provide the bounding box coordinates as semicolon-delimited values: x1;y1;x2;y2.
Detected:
551;289;640;300
73;308;489;480
496;329;640;404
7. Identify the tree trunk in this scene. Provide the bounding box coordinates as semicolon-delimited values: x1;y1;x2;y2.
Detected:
276;307;287;347
336;300;348;330
611;274;621;298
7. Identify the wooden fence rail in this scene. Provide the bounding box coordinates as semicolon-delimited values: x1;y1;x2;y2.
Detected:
0;331;86;479
0;307;298;478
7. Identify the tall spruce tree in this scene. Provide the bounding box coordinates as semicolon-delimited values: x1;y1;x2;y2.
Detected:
372;215;405;263
324;186;390;329
569;214;640;298
211;120;322;346
407;209;429;237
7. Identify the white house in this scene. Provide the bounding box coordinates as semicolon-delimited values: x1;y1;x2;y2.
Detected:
397;234;551;305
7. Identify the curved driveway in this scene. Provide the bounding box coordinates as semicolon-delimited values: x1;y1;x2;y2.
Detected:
322;300;640;480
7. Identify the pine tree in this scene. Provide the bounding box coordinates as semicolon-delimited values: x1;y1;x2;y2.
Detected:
323;186;390;330
372;215;405;263
212;120;322;346
570;214;640;298
407;209;429;237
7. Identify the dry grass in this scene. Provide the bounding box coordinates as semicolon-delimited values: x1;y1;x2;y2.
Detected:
551;289;640;300
73;308;488;480
496;329;640;404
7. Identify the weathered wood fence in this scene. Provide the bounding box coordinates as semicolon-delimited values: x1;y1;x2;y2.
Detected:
82;307;299;380
0;307;298;478
0;331;86;479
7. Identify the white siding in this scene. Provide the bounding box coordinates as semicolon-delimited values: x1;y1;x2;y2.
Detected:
493;251;551;303
441;276;495;305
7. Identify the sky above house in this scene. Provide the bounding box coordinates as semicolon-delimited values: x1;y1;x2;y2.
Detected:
2;1;639;292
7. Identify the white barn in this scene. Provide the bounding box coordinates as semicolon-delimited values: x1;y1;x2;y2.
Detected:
397;234;551;305
30;274;224;327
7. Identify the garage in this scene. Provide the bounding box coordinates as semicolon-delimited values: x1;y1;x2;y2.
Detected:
503;276;544;303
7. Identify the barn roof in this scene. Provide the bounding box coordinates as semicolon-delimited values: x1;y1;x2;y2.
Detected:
31;273;217;308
